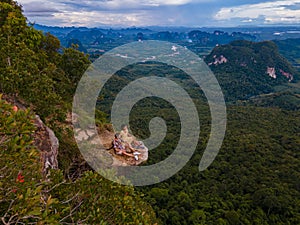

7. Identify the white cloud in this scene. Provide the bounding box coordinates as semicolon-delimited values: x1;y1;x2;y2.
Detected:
143;0;195;6
20;0;300;27
215;0;300;24
18;0;213;26
52;11;149;27
20;0;202;11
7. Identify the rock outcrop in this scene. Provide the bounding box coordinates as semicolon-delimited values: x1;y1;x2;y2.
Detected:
208;55;228;66
34;115;59;175
2;94;59;176
74;125;148;167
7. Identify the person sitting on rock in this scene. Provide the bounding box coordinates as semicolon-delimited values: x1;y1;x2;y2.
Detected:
113;133;139;160
119;125;145;151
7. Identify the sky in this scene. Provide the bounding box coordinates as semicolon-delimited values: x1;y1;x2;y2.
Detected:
17;0;300;28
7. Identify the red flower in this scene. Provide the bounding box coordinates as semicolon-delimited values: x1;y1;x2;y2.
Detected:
13;106;18;112
16;172;24;183
12;189;17;193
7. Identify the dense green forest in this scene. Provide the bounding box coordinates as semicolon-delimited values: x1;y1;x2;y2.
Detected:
98;60;300;225
137;105;300;224
274;38;300;69
1;0;300;224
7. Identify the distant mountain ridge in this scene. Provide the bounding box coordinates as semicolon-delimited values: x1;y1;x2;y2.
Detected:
33;24;257;49
33;24;300;106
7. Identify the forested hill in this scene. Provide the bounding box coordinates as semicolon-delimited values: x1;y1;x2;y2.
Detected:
205;40;299;102
274;38;300;69
0;1;158;224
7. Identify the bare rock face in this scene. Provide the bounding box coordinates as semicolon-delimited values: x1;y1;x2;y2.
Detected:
208;55;228;66
34;115;59;175
97;128;149;167
2;95;60;176
74;125;148;167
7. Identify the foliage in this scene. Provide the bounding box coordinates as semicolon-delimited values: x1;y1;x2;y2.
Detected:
0;1;159;224
0;95;44;224
246;91;300;111
137;106;300;225
274;38;300;69
0;0;90;120
97;61;300;225
0;0;93;179
0;96;159;224
59;46;90;88
204;40;299;102
44;170;159;225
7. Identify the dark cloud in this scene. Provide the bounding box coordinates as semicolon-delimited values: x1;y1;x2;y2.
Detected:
22;2;61;14
26;13;55;17
58;0;161;12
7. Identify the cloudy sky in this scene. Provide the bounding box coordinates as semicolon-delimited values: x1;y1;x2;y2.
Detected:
18;0;300;27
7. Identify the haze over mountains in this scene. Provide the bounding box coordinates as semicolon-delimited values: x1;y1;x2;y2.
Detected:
34;24;300;48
